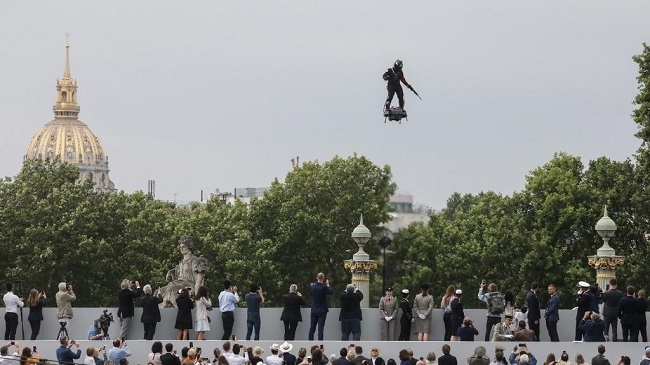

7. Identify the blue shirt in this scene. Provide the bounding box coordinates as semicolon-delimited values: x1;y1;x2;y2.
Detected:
219;291;240;312
245;293;262;316
108;347;131;365
56;346;82;365
87;324;101;339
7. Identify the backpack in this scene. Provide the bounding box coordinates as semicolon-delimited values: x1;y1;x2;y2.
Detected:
487;292;505;315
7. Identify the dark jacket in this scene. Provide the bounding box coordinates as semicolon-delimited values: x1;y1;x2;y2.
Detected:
56;346;82;365
333;357;352;365
637;297;648;322
457;325;478;341
438;354;458;365
339;290;363;320
591;354;611;365
602;288;623;318
526;290;541;321
140;294;163;324
450;297;464;321
545;294;560;322
161;352;182;365
117;287;143;319
283;353;297;365
28;298;47;322
575;291;593;320
579;318;606;342
310;282;333;314
351;356;369;365
618;295;639;324
281;292;306;322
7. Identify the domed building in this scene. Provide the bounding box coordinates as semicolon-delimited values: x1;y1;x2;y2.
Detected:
25;41;115;192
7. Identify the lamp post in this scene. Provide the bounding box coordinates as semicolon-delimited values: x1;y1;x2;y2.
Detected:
344;214;378;308
379;234;392;292
588;206;625;291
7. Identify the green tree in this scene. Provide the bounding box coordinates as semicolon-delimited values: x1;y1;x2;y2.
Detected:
249;154;396;304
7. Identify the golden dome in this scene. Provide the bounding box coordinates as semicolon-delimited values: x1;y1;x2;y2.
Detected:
25;40;115;192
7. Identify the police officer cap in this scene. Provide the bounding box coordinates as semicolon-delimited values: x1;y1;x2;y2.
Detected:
401;289;409;294
578;281;590;288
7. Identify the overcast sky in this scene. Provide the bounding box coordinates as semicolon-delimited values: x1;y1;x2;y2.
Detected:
1;1;649;209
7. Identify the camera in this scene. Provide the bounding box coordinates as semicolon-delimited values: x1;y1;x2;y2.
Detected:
98;309;114;337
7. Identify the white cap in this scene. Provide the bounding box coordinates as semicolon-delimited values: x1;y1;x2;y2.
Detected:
455;289;463;295
401;289;409;294
578;281;590;288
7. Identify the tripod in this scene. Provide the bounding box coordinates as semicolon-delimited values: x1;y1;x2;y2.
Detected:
56;320;69;340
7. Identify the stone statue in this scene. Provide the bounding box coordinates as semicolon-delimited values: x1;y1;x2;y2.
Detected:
160;236;209;308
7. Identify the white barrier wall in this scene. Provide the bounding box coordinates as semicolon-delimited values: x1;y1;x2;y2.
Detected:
2;308;646;365
2;308;637;342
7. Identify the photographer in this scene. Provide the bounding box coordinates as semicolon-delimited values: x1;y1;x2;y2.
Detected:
3;283;24;341
108;339;131;365
218;280;240;340
117;279;142;340
56;282;77;332
87;319;104;340
457;317;479;341
141;284;163;340
508;345;537;365
27;289;47;340
56;337;82;365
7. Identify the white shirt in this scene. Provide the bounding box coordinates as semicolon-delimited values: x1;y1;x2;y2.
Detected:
229;355;247;365
3;292;24;313
267;354;284;365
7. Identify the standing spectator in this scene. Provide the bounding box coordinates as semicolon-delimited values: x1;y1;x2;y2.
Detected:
457;317;479;341
140;284;163;340
108;339;131;365
441;285;456;341
26;289;46;340
250;347;264;365
281;284;305;340
245;283;264;341
195;285;212;340
280;342;296;365
91;346;108;365
491;314;514;341
556;352;570;365
450;289;464;341
602;278;623;342
413;283;434;341
3;283;24;341
333;348;351;365
175;288;194;340
478;281;504;341
219;280;240;340
340;284;363;341
504;292;516;321
398;289;413;341
637;289;648;342
19;346;40;365
379;287;398;341
148;342;164;365
228;345;246;365
56;282;76;334
56;337;82;365
526;282;541;341
351;346;368;365
579;312;605;342
117;279;142;340
161;343;181;365
439;345;458;365
513;320;535;341
590;345;610;365
308;273;333;341
575;281;593;341
399;350;411;365
508;346;537;365
369;348;384;365
544;283;560;342
616;357;629;365
574;355;585;365
267;344;284;365
618;285;639;342
467;346;489;365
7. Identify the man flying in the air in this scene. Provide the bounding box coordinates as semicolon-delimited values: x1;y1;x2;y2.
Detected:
383;59;413;111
